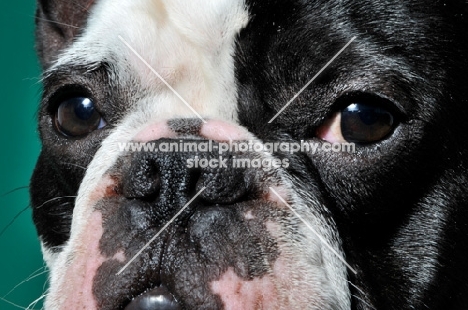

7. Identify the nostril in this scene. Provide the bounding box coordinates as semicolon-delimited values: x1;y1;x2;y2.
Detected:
123;154;161;200
196;166;250;204
125;286;180;310
189;167;202;194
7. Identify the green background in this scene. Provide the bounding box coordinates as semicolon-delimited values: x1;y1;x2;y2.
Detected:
0;1;47;309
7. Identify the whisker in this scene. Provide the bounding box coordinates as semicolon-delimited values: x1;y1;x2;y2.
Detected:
33;16;79;29
335;273;376;309
74;0;95;12
36;196;76;209
54;201;74;208
0;205;30;238
0;297;29;310
26;290;48;310
42;270;50;293
347;280;369;299
48;201;75;216
3;268;48;298
346;280;376;309
351;294;377;310
1;186;29;198
59;162;87;170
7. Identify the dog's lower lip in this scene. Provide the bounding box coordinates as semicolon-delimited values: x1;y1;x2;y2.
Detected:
124;286;181;310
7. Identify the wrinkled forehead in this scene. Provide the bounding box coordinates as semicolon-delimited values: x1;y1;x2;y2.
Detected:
45;0;249;121
51;0;249;70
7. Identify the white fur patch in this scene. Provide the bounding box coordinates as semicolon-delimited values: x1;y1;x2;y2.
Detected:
48;0;249;122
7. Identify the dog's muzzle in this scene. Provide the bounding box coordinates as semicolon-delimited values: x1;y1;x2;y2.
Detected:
44;119;323;309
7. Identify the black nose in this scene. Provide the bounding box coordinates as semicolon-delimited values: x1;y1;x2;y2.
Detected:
125;286;180;310
121;139;251;205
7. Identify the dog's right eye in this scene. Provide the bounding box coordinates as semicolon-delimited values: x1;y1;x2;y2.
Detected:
54;97;106;137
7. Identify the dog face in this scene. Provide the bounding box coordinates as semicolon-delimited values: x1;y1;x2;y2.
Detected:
31;0;468;309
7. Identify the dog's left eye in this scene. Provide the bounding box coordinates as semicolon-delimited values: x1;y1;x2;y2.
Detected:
54;97;106;137
317;102;396;144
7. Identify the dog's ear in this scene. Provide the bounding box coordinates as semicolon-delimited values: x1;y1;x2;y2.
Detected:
35;0;95;69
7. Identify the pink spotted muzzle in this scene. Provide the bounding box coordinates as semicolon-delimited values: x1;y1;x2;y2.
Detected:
45;119;319;310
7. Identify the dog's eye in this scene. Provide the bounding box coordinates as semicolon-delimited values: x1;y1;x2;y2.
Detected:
55;97;106;137
317;103;395;144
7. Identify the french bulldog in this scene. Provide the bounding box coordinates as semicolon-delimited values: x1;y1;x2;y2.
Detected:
31;0;468;309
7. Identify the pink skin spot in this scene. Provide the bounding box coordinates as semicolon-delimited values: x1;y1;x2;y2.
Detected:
112;250;126;263
265;186;289;206
244;210;255;220
211;251;325;309
133;122;176;142
133;120;253;146
210;268;278;310
200;120;251;141
88;175;118;206
52;174;128;309
58;212;106;309
265;221;282;240
210;253;320;309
